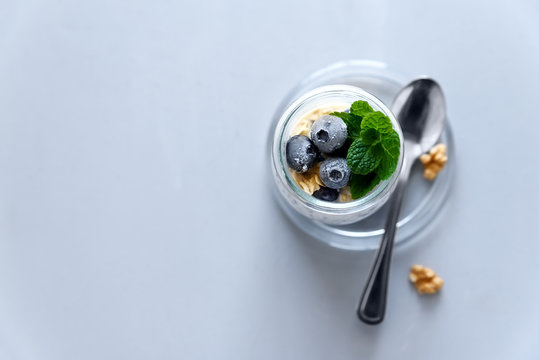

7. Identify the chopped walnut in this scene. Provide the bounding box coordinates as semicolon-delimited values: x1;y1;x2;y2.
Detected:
409;264;444;295
419;143;448;181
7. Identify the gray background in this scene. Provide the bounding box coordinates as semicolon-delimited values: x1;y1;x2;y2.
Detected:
1;0;538;359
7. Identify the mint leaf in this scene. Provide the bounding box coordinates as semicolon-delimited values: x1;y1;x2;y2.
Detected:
330;112;362;139
341;101;402;198
350;101;374;117
346;139;381;175
375;130;401;180
360;128;381;145
349;173;381;199
362;112;393;134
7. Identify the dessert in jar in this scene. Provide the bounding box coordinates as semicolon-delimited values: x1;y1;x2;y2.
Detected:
270;85;404;225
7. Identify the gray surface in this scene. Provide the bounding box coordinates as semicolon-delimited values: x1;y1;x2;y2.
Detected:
1;0;539;359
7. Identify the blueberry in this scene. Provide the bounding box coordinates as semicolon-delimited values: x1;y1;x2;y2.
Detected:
286;135;320;173
310;115;348;153
319;158;351;189
313;186;340;202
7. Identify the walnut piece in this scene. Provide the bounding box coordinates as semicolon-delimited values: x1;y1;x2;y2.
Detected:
419;143;448;181
409;264;444;295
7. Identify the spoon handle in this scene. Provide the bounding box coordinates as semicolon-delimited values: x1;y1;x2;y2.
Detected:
357;159;412;325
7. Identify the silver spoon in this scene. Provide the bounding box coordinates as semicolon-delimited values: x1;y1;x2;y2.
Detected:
357;78;446;325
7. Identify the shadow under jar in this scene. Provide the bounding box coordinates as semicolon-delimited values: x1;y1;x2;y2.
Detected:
270;85;404;226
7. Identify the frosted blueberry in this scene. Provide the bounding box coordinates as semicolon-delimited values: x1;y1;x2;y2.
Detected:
285;135;320;173
313;186;340;202
319;158;351;189
310;115;348;153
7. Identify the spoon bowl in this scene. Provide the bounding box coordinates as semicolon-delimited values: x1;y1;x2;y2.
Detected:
393;78;447;154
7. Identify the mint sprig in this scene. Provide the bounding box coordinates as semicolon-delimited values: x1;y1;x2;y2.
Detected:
331;100;401;199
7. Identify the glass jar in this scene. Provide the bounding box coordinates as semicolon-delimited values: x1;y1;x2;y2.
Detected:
269;85;404;226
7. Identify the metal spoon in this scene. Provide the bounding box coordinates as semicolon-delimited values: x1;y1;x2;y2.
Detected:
357;78;446;325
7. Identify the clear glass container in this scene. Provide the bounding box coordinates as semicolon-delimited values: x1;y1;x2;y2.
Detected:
270;85;404;226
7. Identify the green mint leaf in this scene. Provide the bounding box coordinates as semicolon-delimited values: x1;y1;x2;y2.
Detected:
346;139;381;175
362;112;393;134
349;173;381;199
374;130;401;180
343;102;402;198
330;112;362;139
360;127;381;145
350;100;374;117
